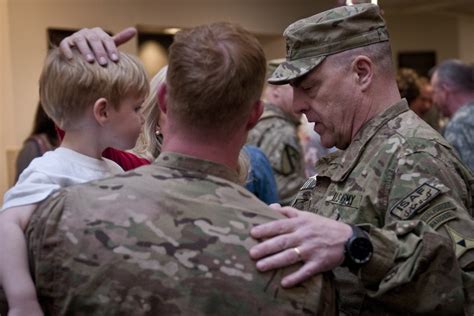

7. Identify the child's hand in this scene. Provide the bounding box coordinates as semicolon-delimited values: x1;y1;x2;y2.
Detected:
8;299;43;316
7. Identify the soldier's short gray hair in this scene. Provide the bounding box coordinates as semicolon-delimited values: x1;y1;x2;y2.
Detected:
434;59;474;93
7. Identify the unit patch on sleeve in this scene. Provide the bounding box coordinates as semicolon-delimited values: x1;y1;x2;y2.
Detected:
390;183;441;219
278;144;300;176
445;225;474;259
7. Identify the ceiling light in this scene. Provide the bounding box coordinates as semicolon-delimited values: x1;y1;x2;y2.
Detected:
163;28;181;35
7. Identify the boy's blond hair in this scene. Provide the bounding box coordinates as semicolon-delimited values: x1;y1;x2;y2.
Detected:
39;48;149;130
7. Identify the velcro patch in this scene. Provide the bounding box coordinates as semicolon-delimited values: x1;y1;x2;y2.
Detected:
390;183;441;219
326;191;361;209
426;210;457;230
419;201;456;221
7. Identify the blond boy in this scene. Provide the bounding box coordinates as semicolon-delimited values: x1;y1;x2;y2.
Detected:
0;47;149;315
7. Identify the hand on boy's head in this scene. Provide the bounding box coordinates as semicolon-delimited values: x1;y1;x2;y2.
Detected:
59;27;137;66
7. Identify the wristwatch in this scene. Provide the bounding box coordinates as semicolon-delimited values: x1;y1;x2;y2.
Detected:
342;224;373;271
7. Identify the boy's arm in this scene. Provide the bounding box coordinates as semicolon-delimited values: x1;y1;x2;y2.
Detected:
0;204;43;316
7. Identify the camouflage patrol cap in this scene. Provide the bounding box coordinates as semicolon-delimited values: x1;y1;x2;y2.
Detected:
268;3;389;84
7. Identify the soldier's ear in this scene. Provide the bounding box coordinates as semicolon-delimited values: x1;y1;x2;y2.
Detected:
246;100;264;130
351;55;373;92
158;83;168;114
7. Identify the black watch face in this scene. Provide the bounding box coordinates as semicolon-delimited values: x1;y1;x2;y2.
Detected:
351;237;373;264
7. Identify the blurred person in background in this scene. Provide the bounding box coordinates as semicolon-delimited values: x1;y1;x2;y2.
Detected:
15;103;59;181
431;59;474;172
396;68;442;131
247;59;306;205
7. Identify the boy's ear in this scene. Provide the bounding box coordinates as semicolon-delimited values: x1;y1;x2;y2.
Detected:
93;98;110;125
157;84;168;114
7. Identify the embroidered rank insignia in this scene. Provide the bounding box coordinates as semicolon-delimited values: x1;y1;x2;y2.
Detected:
445;225;474;259
390;183;441;219
279;144;300;176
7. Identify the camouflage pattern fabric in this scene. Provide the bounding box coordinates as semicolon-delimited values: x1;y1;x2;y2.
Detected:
292;100;474;315
247;103;306;206
269;3;388;84
26;152;336;315
444;101;474;173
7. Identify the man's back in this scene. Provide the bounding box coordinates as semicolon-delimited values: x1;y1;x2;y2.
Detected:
27;152;335;315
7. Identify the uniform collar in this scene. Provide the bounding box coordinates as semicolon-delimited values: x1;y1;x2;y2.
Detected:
315;99;410;182
155;152;240;184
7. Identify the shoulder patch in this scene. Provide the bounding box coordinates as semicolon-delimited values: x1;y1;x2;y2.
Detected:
278;144;300;176
390;183;441;219
445;225;474;259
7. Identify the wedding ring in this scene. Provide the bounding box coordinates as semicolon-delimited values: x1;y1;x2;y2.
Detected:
293;247;303;261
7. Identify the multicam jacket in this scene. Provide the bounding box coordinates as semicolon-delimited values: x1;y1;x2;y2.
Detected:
444;101;474;173
247;103;306;206
292;100;474;315
26;152;336;316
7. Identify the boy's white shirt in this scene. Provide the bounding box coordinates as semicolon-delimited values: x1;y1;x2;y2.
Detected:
2;147;123;211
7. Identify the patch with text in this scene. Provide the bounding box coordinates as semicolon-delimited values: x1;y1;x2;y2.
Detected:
419;201;457;230
326;191;361;209
390;183;441;219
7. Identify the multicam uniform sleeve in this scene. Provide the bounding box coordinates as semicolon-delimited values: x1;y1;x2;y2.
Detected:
357;149;474;315
258;127;306;206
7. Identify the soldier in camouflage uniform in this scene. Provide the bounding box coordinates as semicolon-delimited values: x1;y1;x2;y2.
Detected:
249;4;474;315
24;22;336;315
431;59;474;172
247;59;306;206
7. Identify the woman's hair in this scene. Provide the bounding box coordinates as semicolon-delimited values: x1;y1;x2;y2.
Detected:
396;68;421;105
133;66;168;161
30;102;59;146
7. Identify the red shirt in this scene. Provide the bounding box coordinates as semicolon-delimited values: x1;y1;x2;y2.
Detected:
56;127;150;171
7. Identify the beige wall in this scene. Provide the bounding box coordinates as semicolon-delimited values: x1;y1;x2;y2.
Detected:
1;0;14;196
385;13;459;67
458;16;474;63
1;0;472;197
